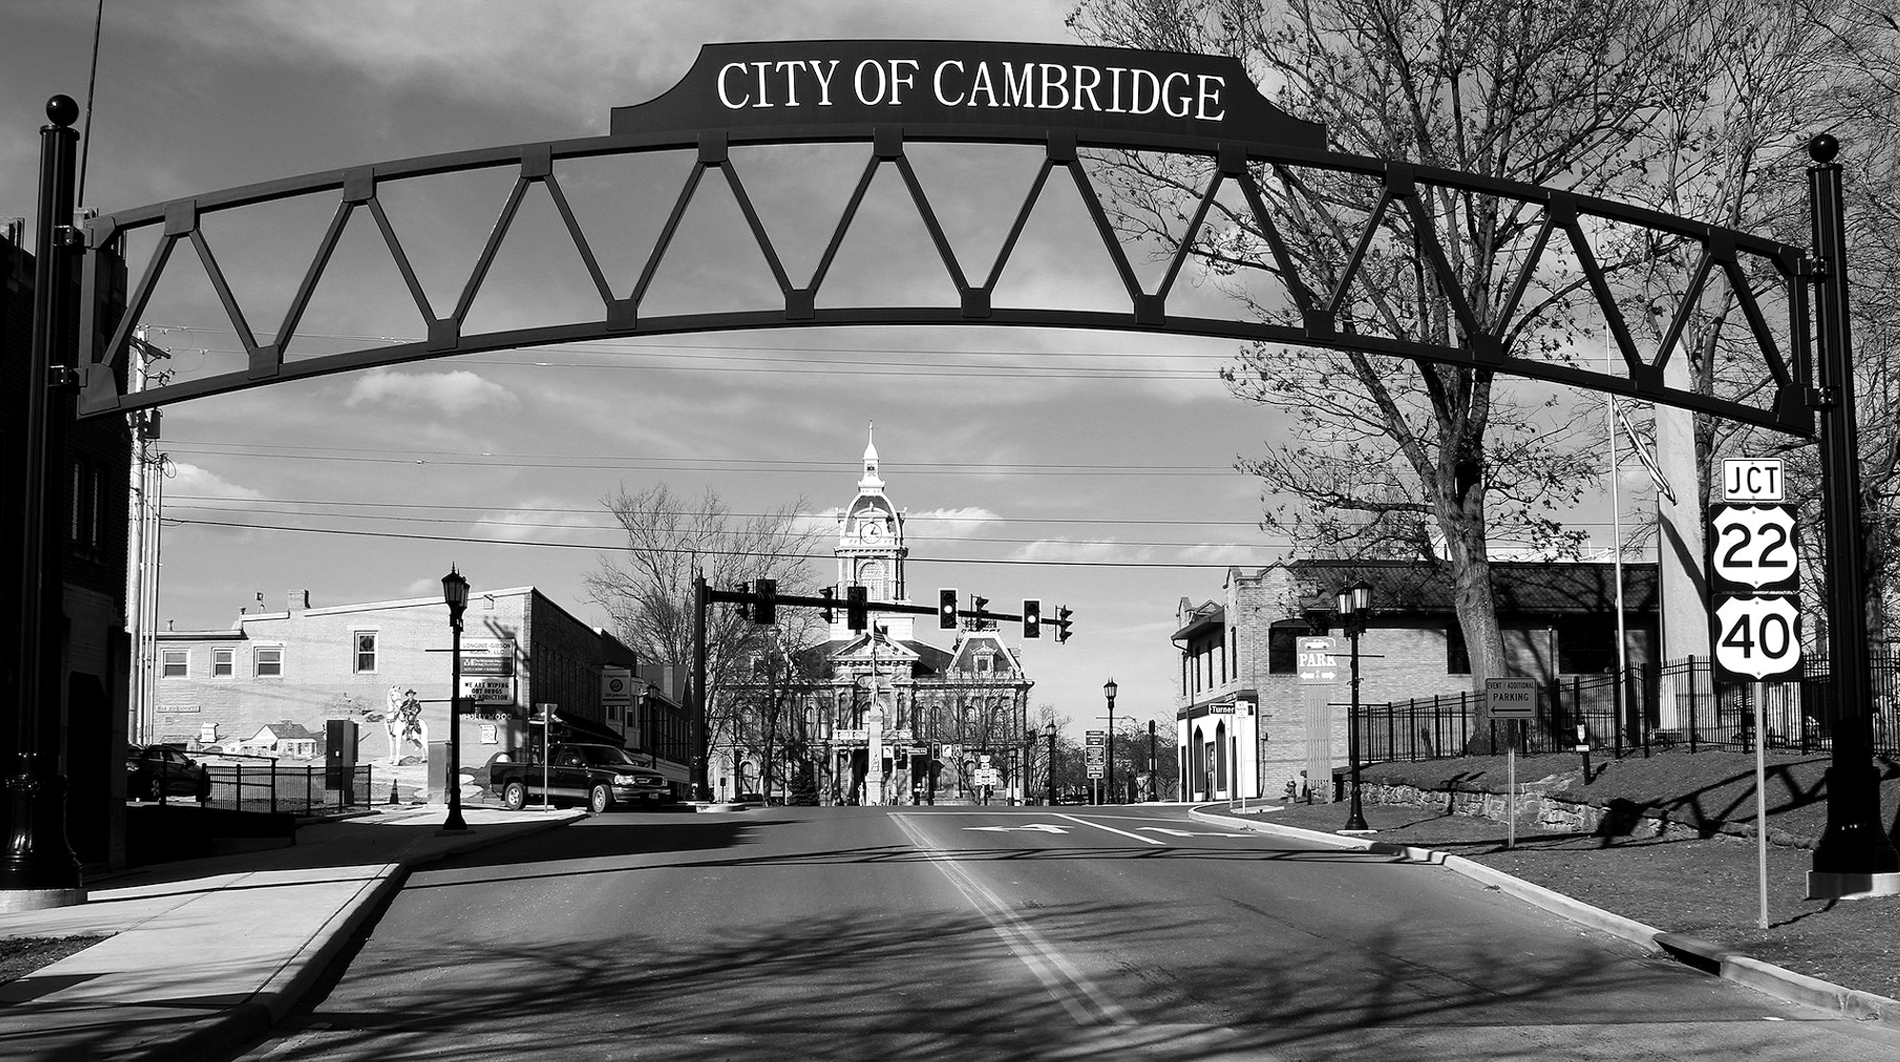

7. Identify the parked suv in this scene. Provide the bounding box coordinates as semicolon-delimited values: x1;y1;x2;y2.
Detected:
126;744;211;803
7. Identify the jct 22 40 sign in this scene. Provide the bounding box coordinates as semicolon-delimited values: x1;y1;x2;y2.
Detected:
1707;501;1801;682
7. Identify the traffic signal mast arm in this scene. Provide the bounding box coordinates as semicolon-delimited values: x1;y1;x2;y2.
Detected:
711;582;1071;640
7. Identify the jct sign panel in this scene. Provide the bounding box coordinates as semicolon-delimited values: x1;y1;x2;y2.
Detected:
1706;498;1802;682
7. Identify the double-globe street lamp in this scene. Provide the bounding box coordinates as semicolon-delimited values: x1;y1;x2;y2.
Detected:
1103;678;1118;804
1338;580;1373;833
442;566;470;833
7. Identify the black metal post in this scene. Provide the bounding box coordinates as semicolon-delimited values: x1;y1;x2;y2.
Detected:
442;567;468;832
3;96;86;908
1046;725;1057;805
1806;134;1900;887
1106;691;1116;804
1344;619;1370;832
692;573;710;800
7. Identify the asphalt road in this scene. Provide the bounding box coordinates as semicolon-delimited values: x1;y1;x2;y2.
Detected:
231;804;1900;1061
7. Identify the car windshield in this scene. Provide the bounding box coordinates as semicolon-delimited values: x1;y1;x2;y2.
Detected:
580;746;639;767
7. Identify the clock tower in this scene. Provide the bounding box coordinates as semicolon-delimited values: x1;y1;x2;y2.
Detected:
833;424;911;640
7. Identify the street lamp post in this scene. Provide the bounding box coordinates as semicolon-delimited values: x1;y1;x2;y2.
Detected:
441;566;470;832
1103;679;1118;804
1338;580;1372;833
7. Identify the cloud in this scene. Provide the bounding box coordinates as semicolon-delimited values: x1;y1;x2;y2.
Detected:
472;498;610;546
165;461;264;501
908;507;1003;539
344;369;519;416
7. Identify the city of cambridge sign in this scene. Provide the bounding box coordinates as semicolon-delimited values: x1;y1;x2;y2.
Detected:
611;40;1327;148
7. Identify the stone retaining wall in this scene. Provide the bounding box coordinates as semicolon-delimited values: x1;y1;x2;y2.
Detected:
1360;781;1817;849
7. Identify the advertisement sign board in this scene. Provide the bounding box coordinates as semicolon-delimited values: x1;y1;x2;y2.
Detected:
459;639;515;677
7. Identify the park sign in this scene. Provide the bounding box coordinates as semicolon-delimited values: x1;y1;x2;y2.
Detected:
610;40;1328;147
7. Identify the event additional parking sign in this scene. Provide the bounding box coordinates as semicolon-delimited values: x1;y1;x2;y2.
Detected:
1707;493;1801;682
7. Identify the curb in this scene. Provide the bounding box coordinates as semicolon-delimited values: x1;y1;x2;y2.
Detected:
1188;805;1900;1029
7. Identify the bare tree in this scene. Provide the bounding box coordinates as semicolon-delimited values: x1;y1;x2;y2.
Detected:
584;483;823;779
1070;0;1715;744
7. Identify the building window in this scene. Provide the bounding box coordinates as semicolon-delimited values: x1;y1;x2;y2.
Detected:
212;647;234;677
353;632;378;674
1446;623;1471;675
255;646;284;677
1267;627;1299;674
161;649;188;678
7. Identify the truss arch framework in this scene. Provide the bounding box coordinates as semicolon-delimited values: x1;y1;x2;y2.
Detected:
76;39;1811;436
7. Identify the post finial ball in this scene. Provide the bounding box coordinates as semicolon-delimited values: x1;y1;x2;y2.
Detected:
45;95;78;128
1809;133;1840;164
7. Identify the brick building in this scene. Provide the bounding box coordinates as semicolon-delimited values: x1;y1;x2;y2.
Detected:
1173;560;1658;802
150;586;680;791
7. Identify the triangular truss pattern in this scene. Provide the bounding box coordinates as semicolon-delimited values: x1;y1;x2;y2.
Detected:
78;122;1813;436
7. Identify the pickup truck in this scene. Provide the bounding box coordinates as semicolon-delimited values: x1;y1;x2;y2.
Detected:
489;743;670;812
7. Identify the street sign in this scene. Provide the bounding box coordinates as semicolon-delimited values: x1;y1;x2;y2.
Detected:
1208;702;1235;714
1084;730;1105;746
1485;678;1536;720
1298;637;1338;685
1087;766;1104;779
833;728;868;744
1722;458;1784;502
1084;746;1106;766
1709;504;1799;593
1706;501;1802;683
1713;596;1803;680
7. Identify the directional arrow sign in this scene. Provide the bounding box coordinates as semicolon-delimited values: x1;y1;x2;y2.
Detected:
965;824;1071;833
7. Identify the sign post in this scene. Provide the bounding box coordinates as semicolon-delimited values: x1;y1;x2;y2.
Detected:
1486;678;1535;849
1708;458;1799;920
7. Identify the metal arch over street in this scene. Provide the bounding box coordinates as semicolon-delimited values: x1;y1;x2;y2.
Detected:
73;38;1812;435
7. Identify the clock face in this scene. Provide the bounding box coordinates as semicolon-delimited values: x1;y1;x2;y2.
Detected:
862;521;883;542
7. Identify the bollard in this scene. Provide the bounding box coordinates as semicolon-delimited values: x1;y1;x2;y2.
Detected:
389;780;400;805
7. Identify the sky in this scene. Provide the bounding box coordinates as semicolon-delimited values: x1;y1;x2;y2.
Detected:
1;1;1640;737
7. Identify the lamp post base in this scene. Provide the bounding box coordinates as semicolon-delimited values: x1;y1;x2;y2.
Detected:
1808;871;1900;901
0;887;86;913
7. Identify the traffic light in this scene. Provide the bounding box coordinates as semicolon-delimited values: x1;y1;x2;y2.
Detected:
1056;605;1072;643
847;584;869;631
754;578;776;625
733;581;751;621
938;589;958;629
1023;598;1041;638
819;585;837;623
972;595;988;622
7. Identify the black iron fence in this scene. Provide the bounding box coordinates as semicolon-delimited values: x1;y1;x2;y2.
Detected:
1360;652;1900;763
202;761;374;815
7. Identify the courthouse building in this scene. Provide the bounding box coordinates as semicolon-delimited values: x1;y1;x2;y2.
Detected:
718;430;1037;804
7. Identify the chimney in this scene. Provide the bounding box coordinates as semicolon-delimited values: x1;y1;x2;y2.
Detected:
288;589;309;612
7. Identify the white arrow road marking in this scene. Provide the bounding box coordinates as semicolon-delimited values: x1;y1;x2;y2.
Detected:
965;824;1071;834
1052;813;1167;845
1139;827;1253;838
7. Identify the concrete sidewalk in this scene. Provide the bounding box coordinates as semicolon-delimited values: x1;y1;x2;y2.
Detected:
0;804;583;1062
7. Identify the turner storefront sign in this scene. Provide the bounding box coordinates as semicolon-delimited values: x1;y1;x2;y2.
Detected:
612;40;1326;148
